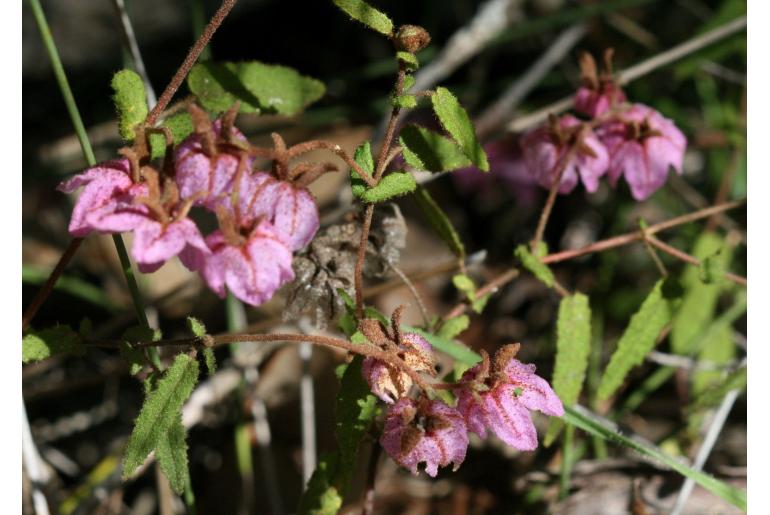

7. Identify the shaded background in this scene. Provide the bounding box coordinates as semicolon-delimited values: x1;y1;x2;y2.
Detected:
23;0;746;513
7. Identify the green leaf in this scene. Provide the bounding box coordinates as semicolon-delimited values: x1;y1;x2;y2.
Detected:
120;325;161;375
452;274;475;295
437;315;470;340
430;87;488;171
123;354;200;479
22;325;84;364
396;51;419;70
564;405;746;511
334;356;378;489
360;171;416;203
111;69;148;141
297;454;343;515
331;0;394;35
515;244;555;287
700;253;727;284
402;74;416;92
187;61;325;115
597;280;676;400
405;327;482;366
187;317;207;337
155;415;190;494
400;125;471;172
350;141;375;199
393;94;417;109
149;112;194;159
546;293;591;446
688;366;746;414
671;233;734;355
413;186;465;259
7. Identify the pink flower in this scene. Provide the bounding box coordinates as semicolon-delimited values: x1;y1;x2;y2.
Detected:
174;121;253;210
521;115;609;195
573;50;626;118
455;344;563;451
130;218;210;273
363;332;435;404
199;220;294;306
56;158;144;237
380;398;468;477
597;103;687;201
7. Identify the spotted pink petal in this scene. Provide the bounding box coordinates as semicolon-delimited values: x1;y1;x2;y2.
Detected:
272;184;320;251
380;399;468;477
56;159;135;237
503;359;564;417
200;221;294;306
232;171;282;225
85;184;150;234
130;218;210;273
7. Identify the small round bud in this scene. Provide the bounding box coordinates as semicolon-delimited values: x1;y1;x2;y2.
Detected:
395;25;431;53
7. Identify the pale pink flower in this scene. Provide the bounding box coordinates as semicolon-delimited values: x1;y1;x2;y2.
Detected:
597;103;687;200
199;220;294;306
56;158;144;237
521;115;609;195
573;49;626;118
380;398;469;477
455;345;563;451
363;332;434;404
174;121;253;209
130;218;210;273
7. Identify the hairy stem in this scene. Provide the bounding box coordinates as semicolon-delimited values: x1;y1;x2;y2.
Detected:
146;0;237;126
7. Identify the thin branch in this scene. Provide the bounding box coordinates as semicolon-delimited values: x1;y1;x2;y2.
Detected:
506;16;747;132
475;23;587;138
443;267;520;320
286;140;376;187
146;0;238;126
387;263;432;327
531;143;579;248
112;0;157;107
646;236;747;286
23;238;83;330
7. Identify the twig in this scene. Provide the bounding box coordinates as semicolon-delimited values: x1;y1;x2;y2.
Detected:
387;263;432;327
22;238;83;330
145;0;237;125
507;16;747;132
531;144;580;248
443;267;520;320
541;199;745;264
646;236;747;286
669;386;741;515
475;23;587;138
112;0;157;107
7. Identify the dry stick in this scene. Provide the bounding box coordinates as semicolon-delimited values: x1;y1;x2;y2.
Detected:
646;236;747;286
506;16;747;133
145;0;237;126
22;238;84;330
541;198;745;264
475;23;587;138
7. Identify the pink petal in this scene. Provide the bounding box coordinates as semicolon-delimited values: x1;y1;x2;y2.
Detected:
504;360;565;416
272;184;320;251
483;385;539;450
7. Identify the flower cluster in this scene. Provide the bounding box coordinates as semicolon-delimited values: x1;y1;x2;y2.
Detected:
519;50;686;201
57;105;324;306
369;339;563;477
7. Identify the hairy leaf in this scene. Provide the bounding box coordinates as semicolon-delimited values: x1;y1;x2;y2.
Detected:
149;112;194;159
332;0;394;35
393;94;417;109
688;366;746;414
546;293;591;446
155;415;190;494
396;51;419;70
430;87;488;171
413;186;465;258
111;69;148;141
400;125;471;172
188;61;325;115
350;141;374;199
123;354;200;479
671;233;734;355
438;315;470;340
598;280;675;400
360;171;416;203
515;245;555;287
22;325;84;364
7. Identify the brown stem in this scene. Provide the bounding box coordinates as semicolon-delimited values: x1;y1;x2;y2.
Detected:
23;238;84;330
647;236;747;286
354;204;375;318
286;140;376;187
541;198;745;265
374;68;406;182
380;145;403;172
531;143;579;250
145;0;237;126
443;268;520;320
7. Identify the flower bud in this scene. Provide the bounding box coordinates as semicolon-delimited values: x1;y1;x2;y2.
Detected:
395;25;431;53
